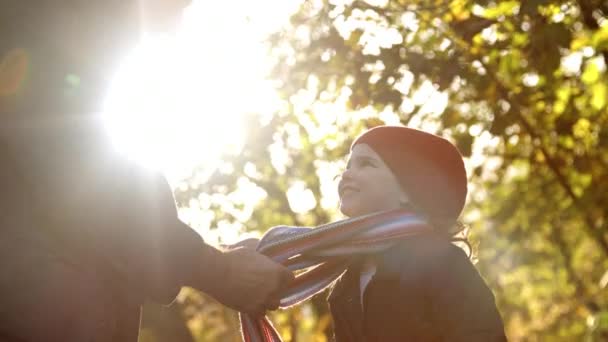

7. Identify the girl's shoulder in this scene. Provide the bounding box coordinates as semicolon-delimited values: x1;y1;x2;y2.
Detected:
374;233;472;279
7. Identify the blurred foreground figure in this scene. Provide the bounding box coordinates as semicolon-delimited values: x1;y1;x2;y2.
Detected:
0;2;293;341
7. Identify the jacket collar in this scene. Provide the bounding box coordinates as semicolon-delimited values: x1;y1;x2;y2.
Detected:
328;261;367;342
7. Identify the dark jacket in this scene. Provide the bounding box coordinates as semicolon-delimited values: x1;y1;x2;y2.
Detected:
328;233;507;342
0;117;222;341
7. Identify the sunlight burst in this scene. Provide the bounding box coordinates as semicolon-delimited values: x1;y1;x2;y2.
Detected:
102;1;298;180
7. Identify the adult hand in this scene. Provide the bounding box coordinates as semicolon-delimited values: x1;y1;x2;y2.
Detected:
221;237;260;250
205;246;294;315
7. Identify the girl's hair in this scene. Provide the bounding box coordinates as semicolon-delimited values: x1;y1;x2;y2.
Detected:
402;202;473;258
445;221;473;259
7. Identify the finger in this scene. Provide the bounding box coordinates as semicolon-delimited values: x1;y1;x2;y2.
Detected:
265;297;281;312
280;268;296;286
235;238;260;250
249;305;266;318
227;238;260;251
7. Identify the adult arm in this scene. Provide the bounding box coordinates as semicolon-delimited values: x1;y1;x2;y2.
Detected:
104;162;294;313
1;117;293;312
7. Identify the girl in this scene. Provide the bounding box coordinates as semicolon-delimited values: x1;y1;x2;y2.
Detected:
240;125;506;342
327;125;506;341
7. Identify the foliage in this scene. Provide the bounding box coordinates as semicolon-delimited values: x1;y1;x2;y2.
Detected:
166;0;608;341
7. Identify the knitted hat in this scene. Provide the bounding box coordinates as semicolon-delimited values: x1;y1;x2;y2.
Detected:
351;126;467;227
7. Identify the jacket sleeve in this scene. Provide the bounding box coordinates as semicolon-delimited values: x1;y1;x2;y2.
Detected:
2;118;229;304
424;243;507;341
113;164;227;304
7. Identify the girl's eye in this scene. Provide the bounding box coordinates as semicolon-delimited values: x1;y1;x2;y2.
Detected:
359;160;374;167
345;158;375;170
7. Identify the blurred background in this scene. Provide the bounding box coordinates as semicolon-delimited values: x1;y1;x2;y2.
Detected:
99;0;608;341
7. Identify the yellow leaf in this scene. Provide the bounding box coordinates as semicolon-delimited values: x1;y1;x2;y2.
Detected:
590;83;607;110
581;59;601;84
591;25;608;50
450;0;471;20
481;1;519;19
571;34;590;50
572;118;591;138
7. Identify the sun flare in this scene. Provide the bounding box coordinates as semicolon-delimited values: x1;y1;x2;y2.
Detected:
102;1;297;180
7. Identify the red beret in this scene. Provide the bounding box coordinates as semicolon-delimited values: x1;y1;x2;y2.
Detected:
352;126;467;226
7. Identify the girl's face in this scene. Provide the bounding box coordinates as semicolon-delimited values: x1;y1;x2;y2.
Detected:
338;144;409;217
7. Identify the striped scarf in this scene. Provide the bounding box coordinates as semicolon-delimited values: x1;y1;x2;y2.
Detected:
239;209;433;342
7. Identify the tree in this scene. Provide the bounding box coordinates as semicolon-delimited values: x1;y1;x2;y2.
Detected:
172;0;608;340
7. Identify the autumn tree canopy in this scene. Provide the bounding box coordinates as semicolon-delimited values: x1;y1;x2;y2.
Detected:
143;1;608;341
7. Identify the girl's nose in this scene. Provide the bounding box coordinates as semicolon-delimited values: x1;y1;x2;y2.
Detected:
340;167;356;183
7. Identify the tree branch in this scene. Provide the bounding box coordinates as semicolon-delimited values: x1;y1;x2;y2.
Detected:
431;17;608;257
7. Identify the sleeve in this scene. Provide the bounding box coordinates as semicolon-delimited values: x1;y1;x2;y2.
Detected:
107;164;228;304
2;118;230;304
425;244;507;341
